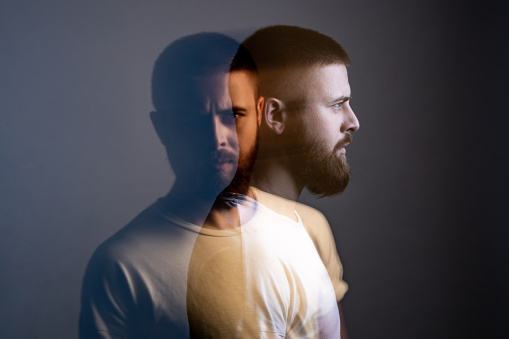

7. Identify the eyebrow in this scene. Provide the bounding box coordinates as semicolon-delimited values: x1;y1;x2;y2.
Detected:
231;106;247;112
331;96;351;103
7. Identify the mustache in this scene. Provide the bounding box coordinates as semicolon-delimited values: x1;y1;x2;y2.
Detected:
333;133;353;153
210;149;237;163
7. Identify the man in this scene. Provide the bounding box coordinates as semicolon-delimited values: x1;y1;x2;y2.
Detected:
79;32;263;338
81;30;344;339
240;25;361;338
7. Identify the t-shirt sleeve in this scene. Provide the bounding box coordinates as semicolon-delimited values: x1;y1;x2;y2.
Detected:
296;206;349;301
79;245;147;339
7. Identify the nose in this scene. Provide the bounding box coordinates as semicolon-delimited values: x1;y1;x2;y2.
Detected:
212;114;230;148
342;104;360;133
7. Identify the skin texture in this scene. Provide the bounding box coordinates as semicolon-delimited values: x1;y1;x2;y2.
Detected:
222;70;263;196
288;64;359;198
253;63;360;201
290;64;358;337
287;64;358;163
203;70;263;230
252;63;359;337
228;71;263;169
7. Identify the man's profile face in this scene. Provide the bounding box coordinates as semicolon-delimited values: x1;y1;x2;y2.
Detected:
287;63;360;197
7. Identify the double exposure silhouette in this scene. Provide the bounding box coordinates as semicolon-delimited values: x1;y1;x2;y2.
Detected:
80;26;358;338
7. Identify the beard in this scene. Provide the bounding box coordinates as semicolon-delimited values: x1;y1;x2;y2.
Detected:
213;133;259;209
172;132;259;206
170;147;238;201
223;132;259;196
213;132;259;209
292;124;352;198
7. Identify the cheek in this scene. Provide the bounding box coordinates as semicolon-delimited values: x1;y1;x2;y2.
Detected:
299;113;338;151
314;111;342;144
236;119;258;153
298;110;326;140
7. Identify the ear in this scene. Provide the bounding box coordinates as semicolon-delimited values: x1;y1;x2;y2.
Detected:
263;97;286;134
150;111;170;146
256;96;264;126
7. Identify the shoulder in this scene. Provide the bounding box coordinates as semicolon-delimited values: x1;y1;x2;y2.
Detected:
294;201;334;242
84;201;172;276
294;202;328;226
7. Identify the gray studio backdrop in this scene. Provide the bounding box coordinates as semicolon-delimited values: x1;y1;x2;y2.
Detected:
1;0;507;338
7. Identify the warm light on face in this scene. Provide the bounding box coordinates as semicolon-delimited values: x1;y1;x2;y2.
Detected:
228;70;262;164
223;70;263;195
286;64;360;197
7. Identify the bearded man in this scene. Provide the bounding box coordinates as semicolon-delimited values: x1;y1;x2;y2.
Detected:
241;25;361;339
80;28;350;339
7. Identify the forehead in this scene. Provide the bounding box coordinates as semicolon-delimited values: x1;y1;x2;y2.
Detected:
288;63;350;102
193;72;231;110
169;72;231;112
228;70;257;102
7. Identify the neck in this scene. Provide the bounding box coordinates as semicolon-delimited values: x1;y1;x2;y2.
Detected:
203;204;240;230
203;188;257;230
251;155;304;202
161;180;219;226
163;181;258;230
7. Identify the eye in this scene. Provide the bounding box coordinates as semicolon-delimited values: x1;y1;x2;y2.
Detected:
333;98;350;111
217;110;238;122
232;109;246;119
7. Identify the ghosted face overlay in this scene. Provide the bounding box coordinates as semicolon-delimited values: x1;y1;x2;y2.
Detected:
152;70;261;198
152;72;239;198
287;64;359;197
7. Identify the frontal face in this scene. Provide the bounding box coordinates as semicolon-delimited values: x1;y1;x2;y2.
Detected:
288;64;360;197
224;70;263;195
163;72;240;197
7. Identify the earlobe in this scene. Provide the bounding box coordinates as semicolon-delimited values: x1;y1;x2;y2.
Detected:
264;97;286;134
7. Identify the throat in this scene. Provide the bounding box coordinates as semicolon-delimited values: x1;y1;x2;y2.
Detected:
203;205;241;230
251;158;304;202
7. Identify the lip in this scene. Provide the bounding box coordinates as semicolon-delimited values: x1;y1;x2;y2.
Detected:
213;159;235;171
336;142;349;155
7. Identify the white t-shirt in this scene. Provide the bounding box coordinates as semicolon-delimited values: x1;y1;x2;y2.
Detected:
251;187;348;301
80;191;344;338
237;194;341;338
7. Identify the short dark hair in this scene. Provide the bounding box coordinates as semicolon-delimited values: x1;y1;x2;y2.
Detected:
240;25;350;99
151;33;239;111
241;25;350;72
230;44;258;74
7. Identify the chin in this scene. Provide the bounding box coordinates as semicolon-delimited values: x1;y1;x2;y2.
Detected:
306;156;351;198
